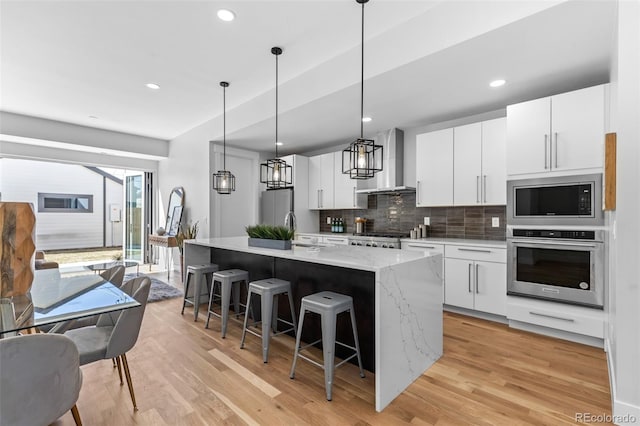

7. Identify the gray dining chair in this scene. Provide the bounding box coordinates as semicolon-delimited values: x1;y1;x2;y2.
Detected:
64;276;151;411
0;333;83;425
44;265;127;334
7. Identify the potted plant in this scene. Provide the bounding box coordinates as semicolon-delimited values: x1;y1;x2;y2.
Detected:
246;224;294;250
176;221;199;280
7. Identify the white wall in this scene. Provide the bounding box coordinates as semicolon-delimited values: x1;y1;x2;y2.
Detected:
0;158;123;250
210;143;260;237
609;0;640;422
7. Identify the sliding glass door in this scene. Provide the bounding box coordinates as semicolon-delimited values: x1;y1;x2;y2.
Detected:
124;171;152;262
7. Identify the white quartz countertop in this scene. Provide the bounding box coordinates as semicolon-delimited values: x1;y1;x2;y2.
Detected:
187;237;438;272
401;237;507;249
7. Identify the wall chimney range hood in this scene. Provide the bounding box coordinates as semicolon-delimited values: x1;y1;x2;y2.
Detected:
355;128;415;194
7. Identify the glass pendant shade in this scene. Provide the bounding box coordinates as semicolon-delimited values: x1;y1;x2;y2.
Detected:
213;81;236;195
260;158;292;188
213;169;236;194
259;46;292;189
342;138;383;179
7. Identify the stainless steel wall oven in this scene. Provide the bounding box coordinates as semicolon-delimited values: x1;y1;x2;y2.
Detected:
507;227;604;308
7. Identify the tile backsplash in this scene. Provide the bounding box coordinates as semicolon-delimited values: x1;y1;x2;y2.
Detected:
319;192;506;240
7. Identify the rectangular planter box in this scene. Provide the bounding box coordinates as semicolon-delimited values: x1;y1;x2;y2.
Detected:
248;238;292;250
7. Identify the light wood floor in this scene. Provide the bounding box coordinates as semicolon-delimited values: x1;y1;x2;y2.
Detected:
56;270;612;425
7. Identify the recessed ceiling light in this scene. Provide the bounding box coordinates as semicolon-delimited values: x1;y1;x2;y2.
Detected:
88;115;98;119
217;9;235;22
276;142;284;146
146;83;160;90
362;116;372;122
489;79;506;88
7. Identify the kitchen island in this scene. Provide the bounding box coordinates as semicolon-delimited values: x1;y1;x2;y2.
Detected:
184;236;443;411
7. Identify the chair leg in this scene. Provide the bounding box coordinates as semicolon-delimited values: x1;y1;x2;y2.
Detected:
115;356;124;385
181;272;191;315
289;307;306;379
70;404;82;426
112;358;117;368
240;289;253;349
121;353;138;411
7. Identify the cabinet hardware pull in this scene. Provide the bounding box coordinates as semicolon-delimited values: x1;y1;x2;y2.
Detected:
353;187;356;207
468;263;472;293
326;238;343;242
407;244;436;249
554;132;558;168
417;181;421;205
529;311;575;322
475;263;479;294
544;134;548;169
317;190;320;208
483;175;487;203
458;248;491;253
476;176;480;203
320;189;323;208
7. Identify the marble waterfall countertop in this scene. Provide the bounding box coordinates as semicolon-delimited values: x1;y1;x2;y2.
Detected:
188;236;438;272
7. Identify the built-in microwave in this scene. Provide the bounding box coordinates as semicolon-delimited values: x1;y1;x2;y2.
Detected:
507;173;603;226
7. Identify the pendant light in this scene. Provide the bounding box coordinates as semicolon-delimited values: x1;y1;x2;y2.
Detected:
342;0;382;180
212;81;236;194
260;46;292;189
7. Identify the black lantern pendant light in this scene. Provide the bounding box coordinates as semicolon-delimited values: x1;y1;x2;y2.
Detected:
342;0;382;180
260;47;292;189
213;81;236;194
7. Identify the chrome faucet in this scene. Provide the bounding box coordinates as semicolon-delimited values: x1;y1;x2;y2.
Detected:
284;210;297;232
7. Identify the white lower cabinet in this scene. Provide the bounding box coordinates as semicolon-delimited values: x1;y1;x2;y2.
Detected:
444;245;506;316
507;296;604;339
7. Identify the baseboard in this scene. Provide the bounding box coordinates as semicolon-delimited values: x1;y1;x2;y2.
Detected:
606;339;640;425
443;305;508;324
508;319;604;348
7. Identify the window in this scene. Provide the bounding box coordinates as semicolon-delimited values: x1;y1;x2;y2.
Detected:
38;193;93;213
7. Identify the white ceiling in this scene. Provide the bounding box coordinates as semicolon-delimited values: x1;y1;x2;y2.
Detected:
0;0;617;156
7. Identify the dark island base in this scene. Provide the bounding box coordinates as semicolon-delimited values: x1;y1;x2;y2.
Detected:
210;248;376;372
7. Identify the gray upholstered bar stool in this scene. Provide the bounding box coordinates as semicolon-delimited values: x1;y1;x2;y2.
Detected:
240;278;297;363
181;263;219;321
205;269;252;337
289;291;365;401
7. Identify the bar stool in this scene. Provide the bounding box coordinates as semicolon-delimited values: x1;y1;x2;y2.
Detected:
289;291;365;401
205;269;252;337
181;263;219;321
240;278;297;363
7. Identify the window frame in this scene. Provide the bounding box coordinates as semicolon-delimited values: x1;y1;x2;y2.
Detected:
38;192;94;213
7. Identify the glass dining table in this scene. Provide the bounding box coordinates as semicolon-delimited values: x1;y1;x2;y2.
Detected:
0;268;140;337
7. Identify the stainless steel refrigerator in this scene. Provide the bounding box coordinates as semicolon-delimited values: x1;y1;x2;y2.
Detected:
260;188;293;226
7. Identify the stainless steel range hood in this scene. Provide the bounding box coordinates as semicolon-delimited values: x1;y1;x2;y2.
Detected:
354;128;415;194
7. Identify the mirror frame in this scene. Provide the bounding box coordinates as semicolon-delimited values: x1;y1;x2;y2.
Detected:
165;186;184;230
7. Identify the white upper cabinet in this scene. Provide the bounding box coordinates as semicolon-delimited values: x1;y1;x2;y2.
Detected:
308;153;334;210
551;85;605;172
507;84;605;177
416;128;454;207
333;152;366;209
481;118;507;204
418;117;506;207
453;123;482;205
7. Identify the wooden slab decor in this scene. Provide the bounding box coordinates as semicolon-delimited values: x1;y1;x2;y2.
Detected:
0;202;36;297
604;133;617;210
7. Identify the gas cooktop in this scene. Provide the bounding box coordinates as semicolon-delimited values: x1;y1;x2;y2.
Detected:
354;232;410;239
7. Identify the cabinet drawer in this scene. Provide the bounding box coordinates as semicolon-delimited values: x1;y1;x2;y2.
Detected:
445;245;506;263
322;236;349;245
297;234;321;243
507;298;604;338
401;242;445;255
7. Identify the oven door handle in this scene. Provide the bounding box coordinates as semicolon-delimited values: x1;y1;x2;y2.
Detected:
509;239;598;249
